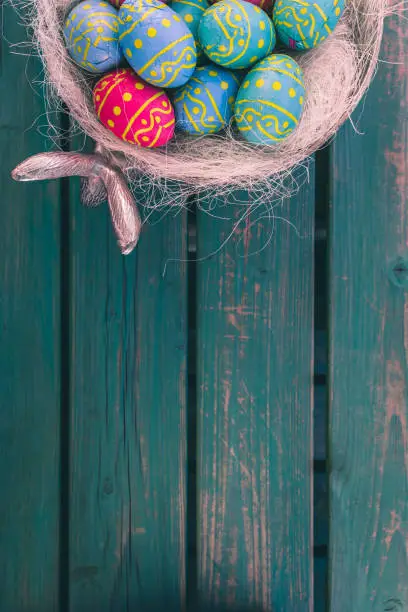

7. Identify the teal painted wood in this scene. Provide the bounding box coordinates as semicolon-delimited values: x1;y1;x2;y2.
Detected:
68;179;188;612
196;185;315;611
0;8;62;612
329;12;408;610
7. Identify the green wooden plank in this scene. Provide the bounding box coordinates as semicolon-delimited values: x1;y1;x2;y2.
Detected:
196;184;315;610
0;9;61;612
68;177;188;611
329;12;408;610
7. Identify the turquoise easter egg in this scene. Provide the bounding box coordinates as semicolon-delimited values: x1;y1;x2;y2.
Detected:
235;54;305;144
118;0;197;87
171;0;209;63
173;65;240;134
64;0;123;73
273;0;345;49
197;0;276;69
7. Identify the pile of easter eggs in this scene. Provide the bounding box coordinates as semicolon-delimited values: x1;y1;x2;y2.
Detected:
63;0;345;147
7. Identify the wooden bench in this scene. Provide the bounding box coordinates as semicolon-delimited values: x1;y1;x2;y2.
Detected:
1;5;407;610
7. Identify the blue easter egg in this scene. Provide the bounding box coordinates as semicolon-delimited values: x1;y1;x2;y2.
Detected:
273;0;345;49
171;0;209;63
235;54;305;144
64;0;123;73
173;65;240;134
118;0;197;87
197;0;276;69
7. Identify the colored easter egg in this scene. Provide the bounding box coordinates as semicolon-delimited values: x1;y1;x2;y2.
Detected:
235;54;305;144
108;0;169;6
198;0;276;69
171;0;209;63
273;0;345;49
209;0;274;14
64;0;123;73
118;0;197;87
173;64;240;134
93;68;175;147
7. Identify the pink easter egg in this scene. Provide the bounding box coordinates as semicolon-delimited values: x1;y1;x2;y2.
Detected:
93;68;175;147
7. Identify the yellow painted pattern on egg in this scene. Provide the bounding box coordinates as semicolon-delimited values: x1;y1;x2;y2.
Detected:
68;11;117;41
119;5;163;40
236;107;292;138
122;92;171;138
137;34;193;74
176;0;207;9
274;4;305;21
131;105;174;146
237;98;299;123
183;103;204;133
250;66;304;87
203;0;254;67
221;0;251;67
150;47;196;86
274;0;341;49
96;76;126;117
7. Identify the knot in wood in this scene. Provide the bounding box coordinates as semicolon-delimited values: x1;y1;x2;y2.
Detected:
388;255;408;289
383;597;404;611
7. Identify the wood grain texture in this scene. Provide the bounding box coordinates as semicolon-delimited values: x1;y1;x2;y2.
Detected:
196;185;315;611
0;9;61;611
329;11;408;610
68;183;188;612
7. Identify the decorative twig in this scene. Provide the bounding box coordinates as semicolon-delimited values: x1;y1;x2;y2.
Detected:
11;150;141;255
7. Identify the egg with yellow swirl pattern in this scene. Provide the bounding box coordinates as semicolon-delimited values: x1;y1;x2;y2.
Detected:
64;0;123;73
171;0;209;64
118;0;197;88
198;0;276;69
173;65;240;134
235;54;305;145
108;0;169;7
209;0;274;14
273;0;345;49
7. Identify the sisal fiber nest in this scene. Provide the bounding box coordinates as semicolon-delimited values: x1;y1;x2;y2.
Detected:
32;0;385;196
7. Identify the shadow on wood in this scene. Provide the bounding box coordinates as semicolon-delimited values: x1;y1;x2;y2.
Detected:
197;603;277;612
68;605;274;612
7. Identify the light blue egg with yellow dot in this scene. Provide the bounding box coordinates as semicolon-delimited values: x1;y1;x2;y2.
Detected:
64;0;123;73
173;64;240;134
235;54;305;145
273;0;345;50
171;0;209;63
118;0;197;87
197;0;276;70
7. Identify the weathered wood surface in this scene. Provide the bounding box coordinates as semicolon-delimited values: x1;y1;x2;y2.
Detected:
329;12;408;611
196;185;315;611
0;10;62;612
68;184;188;612
5;0;408;608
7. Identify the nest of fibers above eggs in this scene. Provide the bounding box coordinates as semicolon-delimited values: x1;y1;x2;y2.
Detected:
33;0;385;195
